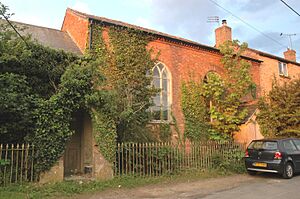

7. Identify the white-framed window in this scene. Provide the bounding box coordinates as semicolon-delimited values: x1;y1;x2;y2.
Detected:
151;63;171;121
278;62;288;77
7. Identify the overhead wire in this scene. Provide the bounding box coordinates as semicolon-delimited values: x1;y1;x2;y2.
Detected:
208;0;288;49
0;10;30;47
280;0;300;17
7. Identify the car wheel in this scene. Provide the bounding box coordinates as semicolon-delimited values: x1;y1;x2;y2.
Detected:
283;162;294;179
247;170;257;176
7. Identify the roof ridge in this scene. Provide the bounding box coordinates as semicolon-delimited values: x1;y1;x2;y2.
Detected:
66;8;221;52
248;47;300;65
6;19;65;33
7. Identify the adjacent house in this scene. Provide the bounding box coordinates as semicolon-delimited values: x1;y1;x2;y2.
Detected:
12;8;300;181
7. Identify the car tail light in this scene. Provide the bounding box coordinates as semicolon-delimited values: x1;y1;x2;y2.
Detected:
274;152;282;160
245;150;249;158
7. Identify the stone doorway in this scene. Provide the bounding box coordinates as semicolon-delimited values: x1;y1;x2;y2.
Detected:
64;111;93;178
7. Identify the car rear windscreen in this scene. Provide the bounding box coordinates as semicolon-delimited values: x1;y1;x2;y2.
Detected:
248;141;278;150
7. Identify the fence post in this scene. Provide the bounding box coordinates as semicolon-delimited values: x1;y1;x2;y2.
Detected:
0;144;2;185
24;144;29;182
30;144;34;182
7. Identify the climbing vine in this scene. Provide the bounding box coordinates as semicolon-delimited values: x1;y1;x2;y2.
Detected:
90;23;158;144
181;80;210;141
181;40;256;141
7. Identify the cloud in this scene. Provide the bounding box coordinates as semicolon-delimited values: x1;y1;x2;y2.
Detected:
141;0;300;55
135;17;153;29
71;1;91;13
144;0;222;45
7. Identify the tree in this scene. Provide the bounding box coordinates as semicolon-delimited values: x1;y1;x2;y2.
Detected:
0;2;77;143
0;73;37;143
257;79;300;137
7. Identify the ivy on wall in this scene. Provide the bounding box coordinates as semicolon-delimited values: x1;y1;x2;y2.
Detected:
90;23;158;143
27;58;98;172
181;40;256;141
181;80;210;141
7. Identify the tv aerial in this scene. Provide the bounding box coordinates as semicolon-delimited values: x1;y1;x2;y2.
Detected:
207;16;220;25
280;33;297;49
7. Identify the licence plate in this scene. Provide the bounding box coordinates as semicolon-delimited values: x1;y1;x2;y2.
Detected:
253;162;267;167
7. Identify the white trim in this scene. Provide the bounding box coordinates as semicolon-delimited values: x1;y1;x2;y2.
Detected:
278;62;288;77
151;62;172;121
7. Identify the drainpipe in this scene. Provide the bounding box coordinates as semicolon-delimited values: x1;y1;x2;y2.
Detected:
89;19;93;50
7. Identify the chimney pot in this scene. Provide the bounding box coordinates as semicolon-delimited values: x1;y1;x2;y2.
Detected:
222;19;227;25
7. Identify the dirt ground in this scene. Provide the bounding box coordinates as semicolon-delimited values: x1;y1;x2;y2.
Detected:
76;174;256;199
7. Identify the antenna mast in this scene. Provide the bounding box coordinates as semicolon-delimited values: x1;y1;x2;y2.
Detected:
280;33;297;49
207;16;220;25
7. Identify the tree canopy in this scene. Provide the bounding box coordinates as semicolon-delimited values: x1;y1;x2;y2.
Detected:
257;79;300;138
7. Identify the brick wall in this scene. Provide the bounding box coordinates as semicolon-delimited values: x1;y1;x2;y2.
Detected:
257;56;300;94
147;39;261;134
61;8;89;53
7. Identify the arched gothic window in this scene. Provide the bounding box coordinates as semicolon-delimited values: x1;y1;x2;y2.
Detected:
151;63;171;121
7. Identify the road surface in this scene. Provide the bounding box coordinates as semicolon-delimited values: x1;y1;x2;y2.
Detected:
77;173;300;199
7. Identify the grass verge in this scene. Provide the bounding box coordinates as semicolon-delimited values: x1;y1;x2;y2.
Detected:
0;169;237;199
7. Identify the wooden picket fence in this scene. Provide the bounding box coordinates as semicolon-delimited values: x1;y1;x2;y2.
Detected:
0;144;37;186
114;141;246;176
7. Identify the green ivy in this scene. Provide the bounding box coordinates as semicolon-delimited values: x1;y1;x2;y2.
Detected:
181;81;210;141
27;58;96;172
90;23;158;143
181;40;256;141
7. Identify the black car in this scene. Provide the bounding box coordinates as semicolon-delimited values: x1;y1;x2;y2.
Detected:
244;138;300;179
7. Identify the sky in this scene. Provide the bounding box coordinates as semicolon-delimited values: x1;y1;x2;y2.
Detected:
2;0;300;59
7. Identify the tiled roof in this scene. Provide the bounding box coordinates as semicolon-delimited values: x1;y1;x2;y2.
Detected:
2;20;82;55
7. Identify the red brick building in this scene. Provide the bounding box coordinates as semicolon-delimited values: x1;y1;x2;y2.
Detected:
16;8;300;181
60;8;300;142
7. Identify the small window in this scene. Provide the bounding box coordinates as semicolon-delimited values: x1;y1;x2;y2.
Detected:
292;139;300;150
248;141;278;150
278;62;288;77
282;140;297;152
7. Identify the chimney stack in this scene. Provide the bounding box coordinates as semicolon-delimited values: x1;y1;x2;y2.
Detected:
284;48;296;62
215;19;232;48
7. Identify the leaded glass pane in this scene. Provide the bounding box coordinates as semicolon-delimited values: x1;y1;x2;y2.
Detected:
162;91;168;106
162;108;168;120
153;94;160;106
158;63;164;70
162;79;168;92
152;106;161;120
153;77;160;88
153;67;160;77
162;69;168;79
278;62;283;75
